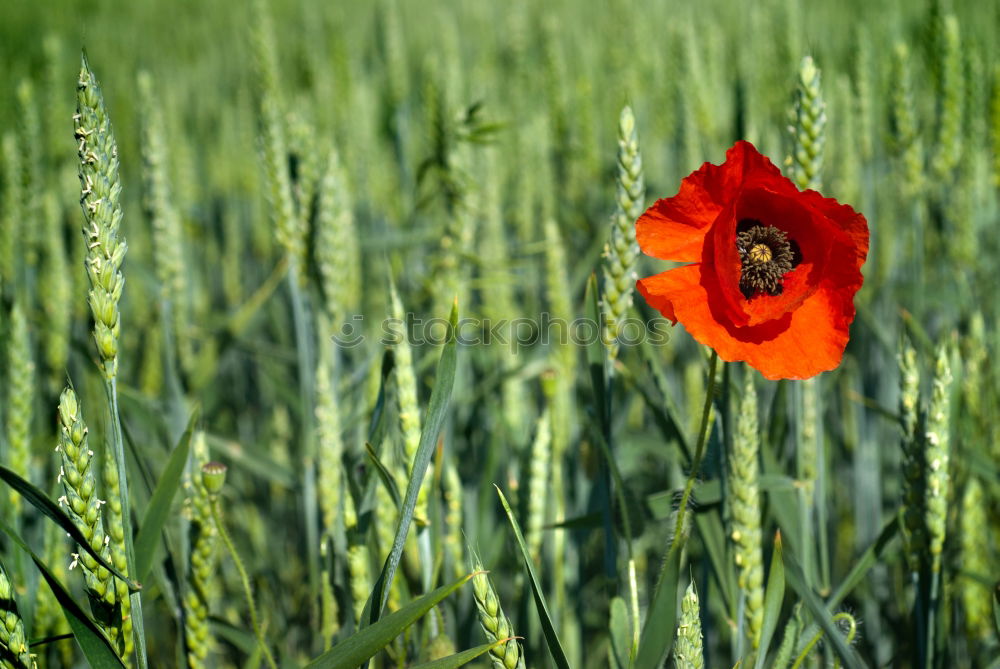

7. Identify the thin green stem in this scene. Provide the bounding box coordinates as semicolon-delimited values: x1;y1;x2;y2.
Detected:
925;570;940;669
670;350;719;553
288;264;321;640
106;378;148;669
790;612;857;669
210;497;278;669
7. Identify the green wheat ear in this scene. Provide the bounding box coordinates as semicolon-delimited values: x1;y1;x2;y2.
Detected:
315;144;361;324
138;70;191;374
0;131;23;289
789;55;826;191
0;560;32;669
39;191;72;382
471;559;526;669
931;14;964;179
4;301;34;519
54;386;127;657
251;0;304;276
183;433;220;668
526;409;552;562
959;476;992;642
729;370;764;649
601;104;645;358
890;44;924;198
76;55;127;381
897;336;925;572
673;580;705;669
924;344;952;576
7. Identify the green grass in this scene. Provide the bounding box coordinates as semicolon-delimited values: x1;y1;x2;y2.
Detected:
0;0;998;667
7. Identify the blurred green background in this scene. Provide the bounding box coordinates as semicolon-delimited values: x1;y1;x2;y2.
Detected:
0;0;998;666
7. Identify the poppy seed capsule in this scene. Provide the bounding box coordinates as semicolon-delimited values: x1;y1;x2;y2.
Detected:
736;221;797;299
201;462;228;495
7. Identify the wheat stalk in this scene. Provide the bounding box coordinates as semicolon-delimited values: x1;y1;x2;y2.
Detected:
0;132;23;288
15;79;43;270
891;44;924;198
924;344;952;575
251;0;304;275
526;410;552;562
315;144;361;324
4;302;34;520
897;337;925;573
137;71;192;374
931;15;964;179
729;371;764;649
959;477;991;642
38;192;72;381
102;443;133;658
183;433;219;668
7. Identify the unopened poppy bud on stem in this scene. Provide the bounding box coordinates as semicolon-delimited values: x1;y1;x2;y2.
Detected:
201;462;228;496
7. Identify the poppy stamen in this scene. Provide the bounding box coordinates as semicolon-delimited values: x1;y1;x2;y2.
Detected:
736;220;795;299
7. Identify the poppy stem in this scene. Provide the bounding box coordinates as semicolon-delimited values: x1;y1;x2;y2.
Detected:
670;350;719;552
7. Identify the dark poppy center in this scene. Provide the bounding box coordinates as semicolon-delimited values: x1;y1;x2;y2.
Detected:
736;219;799;299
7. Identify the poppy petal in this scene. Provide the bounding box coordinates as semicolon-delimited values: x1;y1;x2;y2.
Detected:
636;141;783;263
635;140;869;380
637;262;858;380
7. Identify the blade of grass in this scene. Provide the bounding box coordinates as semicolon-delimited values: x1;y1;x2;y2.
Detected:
585;273;619;583
754;532;786;669
366;300;459;624
782;543;864;669
636;350;718;669
826;516;899;610
0;465;139;590
0;518;125;668
365;442;402;509
634;540;682;669
694;508;735;613
609;596;630;669
134;407;199;581
305;572;474;669
410;639;513;669
496;486;571;669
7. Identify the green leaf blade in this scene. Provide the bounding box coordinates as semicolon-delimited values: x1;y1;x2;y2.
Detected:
0;465;139;591
496;486;572;669
134;407;199;581
410;640;511;669
305;573;473;669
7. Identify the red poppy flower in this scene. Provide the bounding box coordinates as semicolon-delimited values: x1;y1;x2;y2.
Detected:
636;141;869;380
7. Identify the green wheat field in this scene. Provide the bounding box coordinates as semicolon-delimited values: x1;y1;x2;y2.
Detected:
0;0;998;667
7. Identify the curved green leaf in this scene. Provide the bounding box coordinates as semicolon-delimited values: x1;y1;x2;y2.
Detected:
365;300;459;625
826;516;899;610
134;406;200;581
0;465;139;591
365;442;401;509
305;572;473;669
782;543;864;669
0;519;125;668
754;532;786;669
634;541;682;669
410;639;511;669
496;486;571;669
